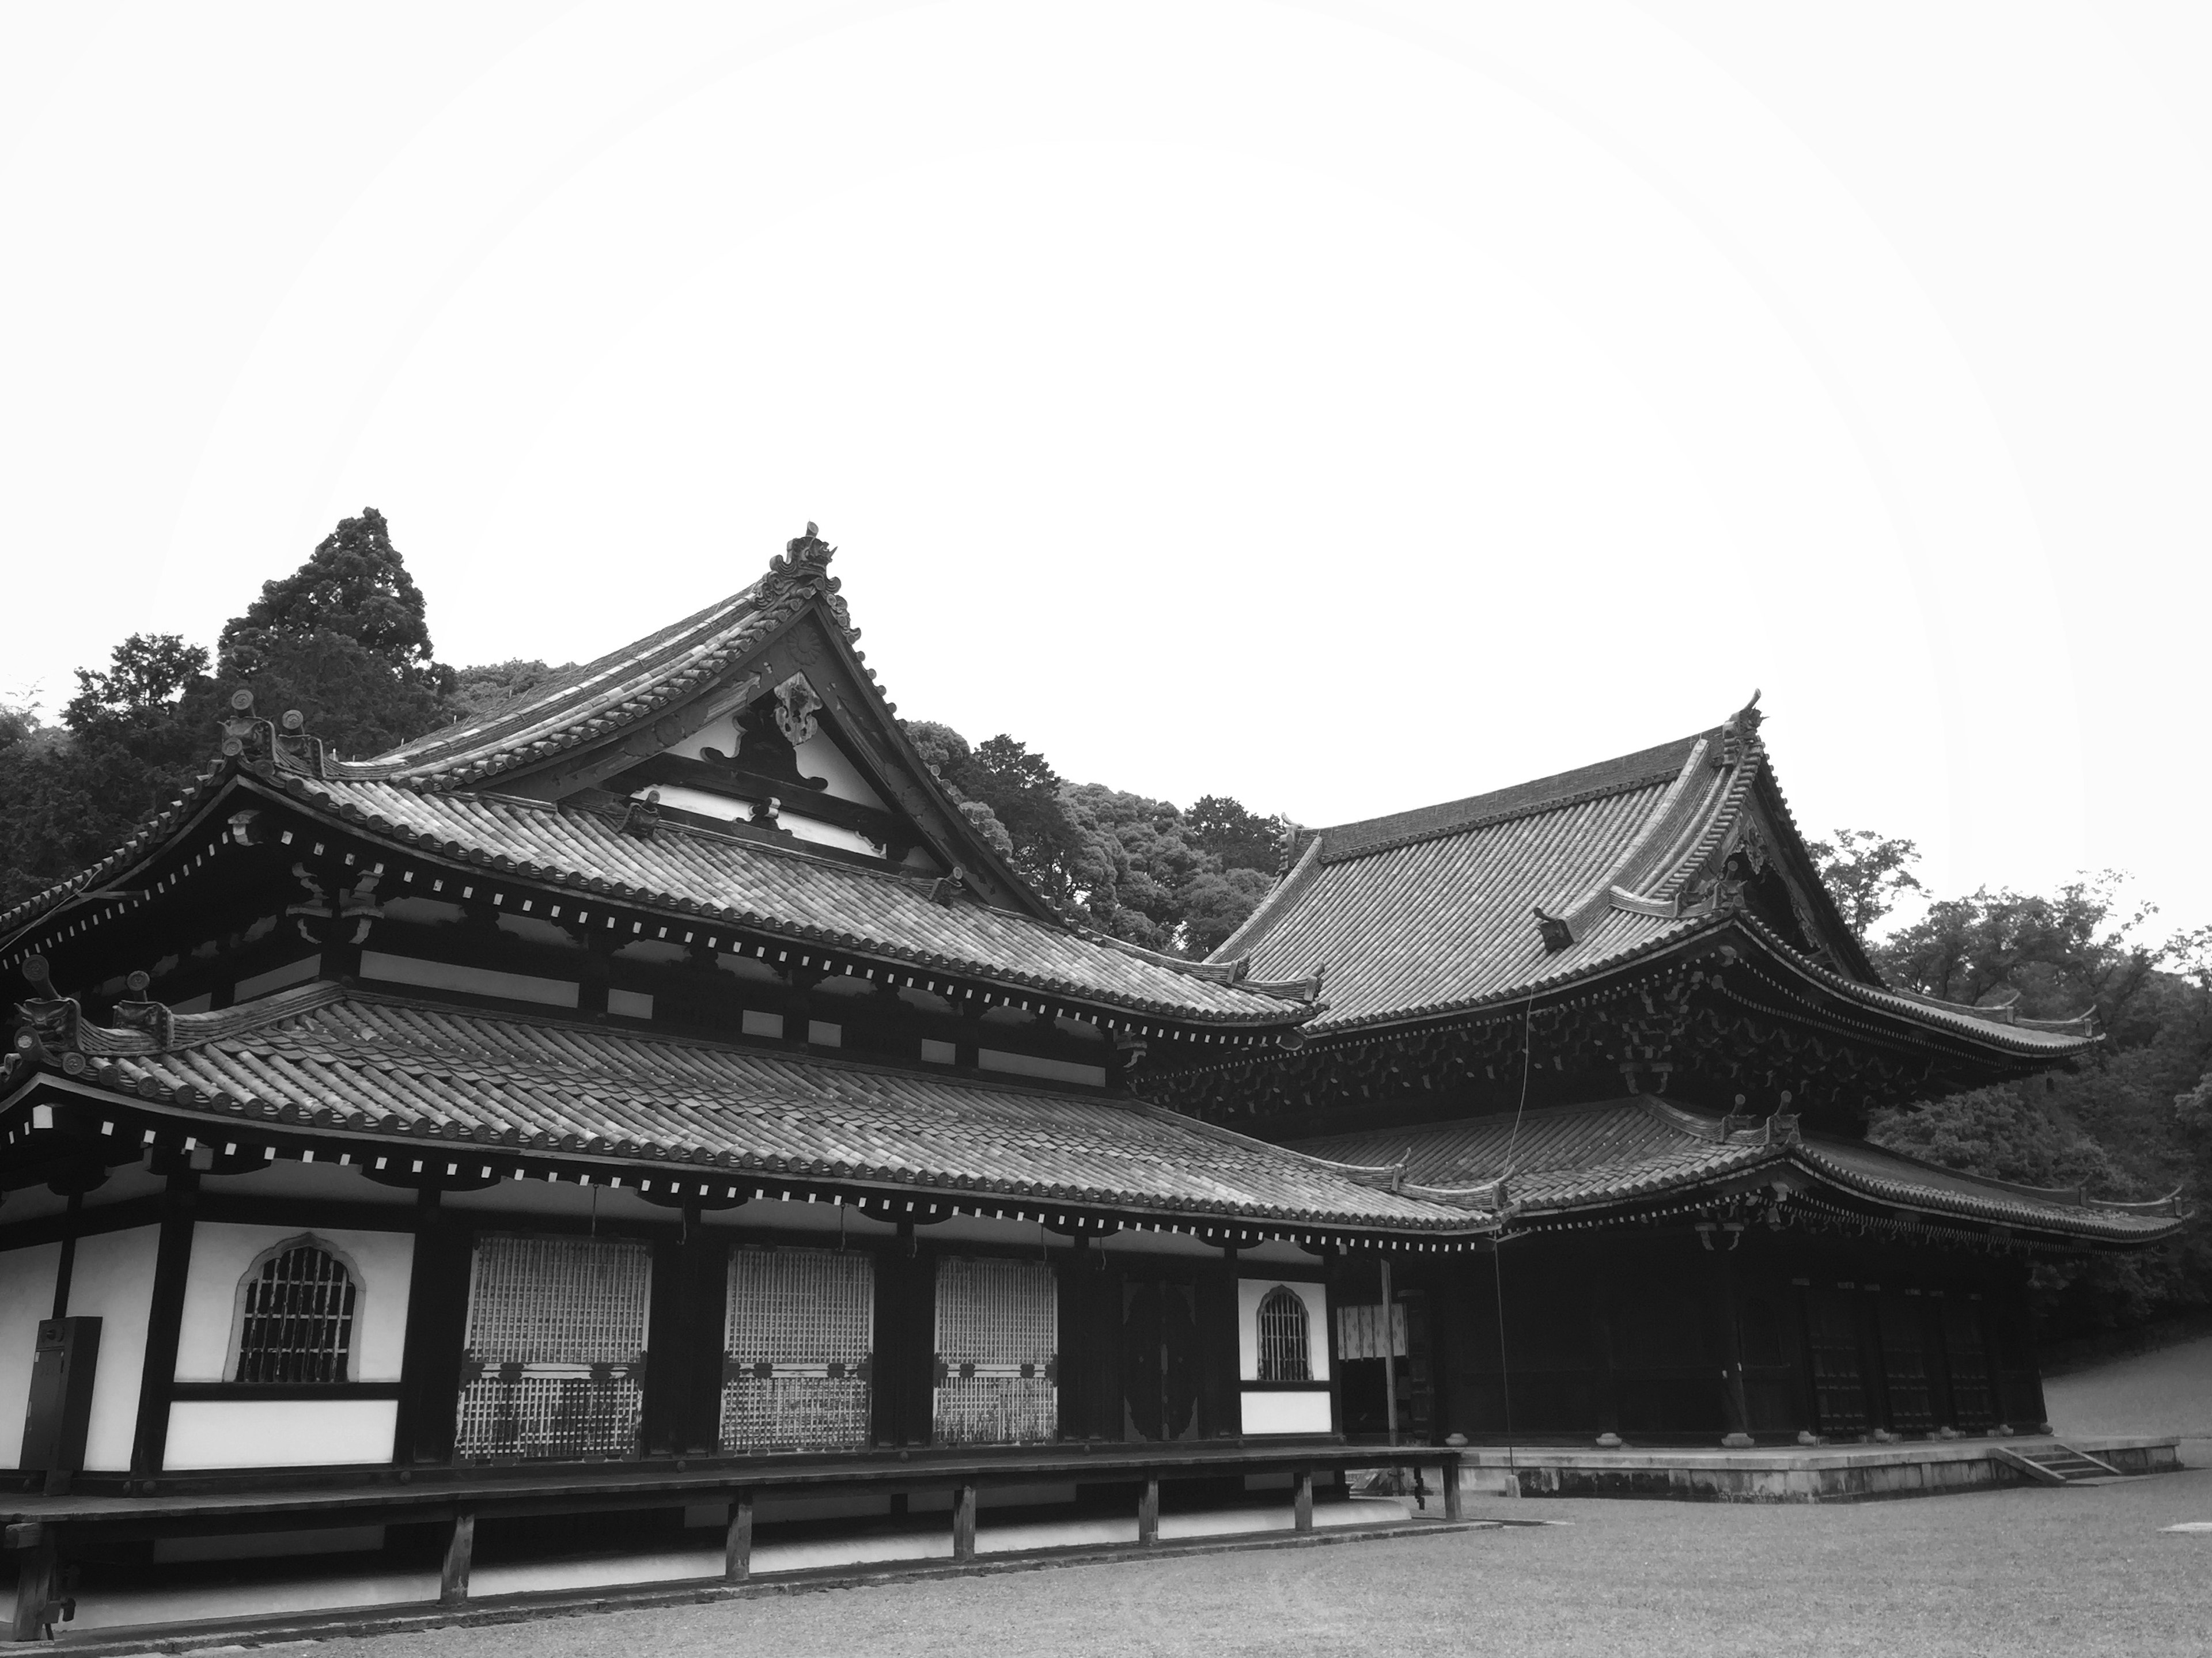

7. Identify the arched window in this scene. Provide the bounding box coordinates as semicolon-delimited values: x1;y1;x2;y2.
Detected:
233;1238;357;1384
1257;1285;1312;1383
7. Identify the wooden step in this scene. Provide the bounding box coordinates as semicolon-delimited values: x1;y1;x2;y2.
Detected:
1995;1444;2123;1485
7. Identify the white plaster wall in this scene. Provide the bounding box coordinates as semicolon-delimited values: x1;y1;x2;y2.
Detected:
0;1243;60;1468
70;1226;160;1471
173;1224;414;1383
1240;1391;1333;1435
163;1400;397;1470
1236;1278;1331;1382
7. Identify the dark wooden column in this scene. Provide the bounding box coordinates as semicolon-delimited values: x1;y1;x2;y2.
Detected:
130;1170;198;1477
873;1237;935;1447
1198;1246;1238;1439
396;1195;469;1465
49;1193;82;1320
1710;1243;1752;1444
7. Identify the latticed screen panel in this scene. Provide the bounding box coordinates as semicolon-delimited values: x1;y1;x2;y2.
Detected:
1335;1302;1407;1362
236;1243;357;1384
453;1234;652;1462
1940;1300;1994;1427
719;1246;874;1454
934;1257;1057;1445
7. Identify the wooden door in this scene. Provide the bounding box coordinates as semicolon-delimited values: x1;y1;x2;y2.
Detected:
1121;1279;1200;1441
1875;1297;1934;1434
1802;1290;1869;1437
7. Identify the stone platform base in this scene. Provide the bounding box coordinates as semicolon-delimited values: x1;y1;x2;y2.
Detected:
1457;1434;2183;1503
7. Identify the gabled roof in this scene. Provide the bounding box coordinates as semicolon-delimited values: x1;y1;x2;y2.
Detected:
1212;701;2092;1060
2;985;1467;1234
333;534;855;789
1296;1099;2183;1246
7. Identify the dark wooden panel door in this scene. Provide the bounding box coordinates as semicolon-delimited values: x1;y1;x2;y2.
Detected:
1876;1297;1934;1434
1121;1280;1200;1442
1938;1299;1995;1429
1802;1291;1868;1437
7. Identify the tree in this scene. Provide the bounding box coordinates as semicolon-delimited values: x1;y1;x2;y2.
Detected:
216;507;456;758
446;659;573;728
1876;872;2169;1038
1186;795;1280;874
1807;829;1923;943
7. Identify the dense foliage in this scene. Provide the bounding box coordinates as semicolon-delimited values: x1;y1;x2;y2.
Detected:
1810;838;2212;1348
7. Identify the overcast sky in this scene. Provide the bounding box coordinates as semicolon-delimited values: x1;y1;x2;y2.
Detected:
3;2;2207;938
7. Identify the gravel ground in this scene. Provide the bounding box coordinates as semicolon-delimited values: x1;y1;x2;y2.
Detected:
305;1466;2212;1658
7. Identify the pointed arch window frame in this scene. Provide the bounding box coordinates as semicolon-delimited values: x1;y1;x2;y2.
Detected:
224;1232;364;1387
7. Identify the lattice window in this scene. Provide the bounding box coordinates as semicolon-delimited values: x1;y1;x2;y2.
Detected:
720;1246;874;1454
234;1239;355;1384
453;1234;652;1462
1258;1286;1313;1382
933;1257;1056;1445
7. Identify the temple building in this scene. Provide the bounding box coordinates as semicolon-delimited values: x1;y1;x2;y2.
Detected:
0;527;2183;1614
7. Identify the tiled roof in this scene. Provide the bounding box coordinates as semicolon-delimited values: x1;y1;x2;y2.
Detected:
1228;776;1694;1029
1215;707;2093;1058
1296;1100;2181;1242
333;533;854;789
28;986;1466;1232
266;772;1306;1023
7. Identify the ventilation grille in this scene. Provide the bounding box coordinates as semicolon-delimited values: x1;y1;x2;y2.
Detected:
934;1257;1056;1445
720;1246;874;1454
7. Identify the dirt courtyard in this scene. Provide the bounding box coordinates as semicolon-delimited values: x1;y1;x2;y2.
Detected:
297;1463;2212;1658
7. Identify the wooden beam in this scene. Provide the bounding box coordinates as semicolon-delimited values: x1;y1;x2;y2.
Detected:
129;1170;198;1477
951;1482;977;1561
439;1509;475;1606
723;1489;754;1582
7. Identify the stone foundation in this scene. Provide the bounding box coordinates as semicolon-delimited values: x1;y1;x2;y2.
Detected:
1460;1435;2181;1503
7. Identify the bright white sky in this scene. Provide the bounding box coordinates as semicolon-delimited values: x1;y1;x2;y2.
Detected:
2;2;2207;935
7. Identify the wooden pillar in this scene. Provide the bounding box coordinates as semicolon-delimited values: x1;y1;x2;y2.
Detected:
952;1483;978;1561
1292;1469;1313;1532
723;1489;754;1583
1137;1477;1160;1545
439;1509;475;1606
1443;1452;1464;1520
1711;1246;1752;1444
392;1186;445;1465
48;1195;81;1321
130;1170;198;1477
8;1525;58;1642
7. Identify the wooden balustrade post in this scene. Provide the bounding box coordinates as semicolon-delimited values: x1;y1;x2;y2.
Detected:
1293;1469;1314;1532
724;1489;755;1583
1137;1475;1160;1545
8;1525;57;1642
952;1484;978;1561
439;1509;476;1607
1442;1454;1464;1520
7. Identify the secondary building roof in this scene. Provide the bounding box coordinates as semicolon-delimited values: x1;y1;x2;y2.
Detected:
1297;1098;2183;1247
1213;700;2094;1061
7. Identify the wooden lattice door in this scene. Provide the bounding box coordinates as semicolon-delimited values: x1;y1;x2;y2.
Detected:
454;1234;651;1462
1937;1298;1995;1429
720;1246;874;1454
933;1257;1057;1444
1802;1290;1868;1437
1876;1297;1935;1434
1121;1279;1200;1442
